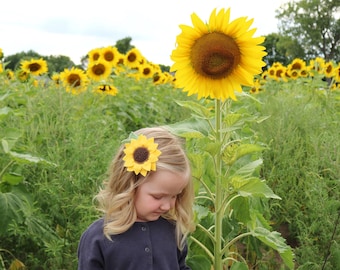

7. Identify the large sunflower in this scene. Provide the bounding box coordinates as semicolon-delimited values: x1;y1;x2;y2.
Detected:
123;134;161;176
87;60;112;81
21;58;48;76
170;8;267;100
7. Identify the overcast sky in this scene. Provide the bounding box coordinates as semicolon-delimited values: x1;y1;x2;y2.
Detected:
1;0;288;66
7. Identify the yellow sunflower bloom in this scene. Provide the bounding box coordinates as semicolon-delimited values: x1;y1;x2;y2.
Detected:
60;67;89;95
93;84;118;96
170;8;267;100
139;63;155;79
125;48;144;68
51;73;61;85
101;46;120;67
20;58;48;76
288;58;306;71
334;64;340;82
123;134;161;176
87;60;112;81
88;48;101;62
16;69;30;82
324;61;335;78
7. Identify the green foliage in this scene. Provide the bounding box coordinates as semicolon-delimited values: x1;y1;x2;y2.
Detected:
251;80;340;269
0;72;192;269
3;50;77;76
1;69;339;269
169;98;294;269
276;0;340;61
115;36;134;54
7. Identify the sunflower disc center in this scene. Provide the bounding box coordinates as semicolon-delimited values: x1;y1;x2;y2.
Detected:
128;53;137;62
104;53;114;61
29;63;41;72
190;32;241;79
68;75;81;87
93;64;105;75
133;147;150;163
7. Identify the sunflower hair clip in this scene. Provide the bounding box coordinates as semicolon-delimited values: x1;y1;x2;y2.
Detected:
122;133;162;176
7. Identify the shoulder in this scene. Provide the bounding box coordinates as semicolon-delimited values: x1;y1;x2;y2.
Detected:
79;218;105;244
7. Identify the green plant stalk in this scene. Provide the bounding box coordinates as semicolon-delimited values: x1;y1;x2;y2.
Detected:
214;99;224;270
0;160;15;180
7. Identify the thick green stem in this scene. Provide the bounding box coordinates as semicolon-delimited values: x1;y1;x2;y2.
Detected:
214;99;224;270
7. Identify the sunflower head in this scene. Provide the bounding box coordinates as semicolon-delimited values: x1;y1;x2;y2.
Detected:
171;8;267;100
123;133;161;176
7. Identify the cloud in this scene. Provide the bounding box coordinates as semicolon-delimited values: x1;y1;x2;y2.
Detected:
1;0;288;66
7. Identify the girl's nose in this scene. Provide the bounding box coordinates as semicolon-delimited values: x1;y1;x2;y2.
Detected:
160;200;171;211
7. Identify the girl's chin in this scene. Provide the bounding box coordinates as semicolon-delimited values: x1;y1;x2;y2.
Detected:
136;214;161;222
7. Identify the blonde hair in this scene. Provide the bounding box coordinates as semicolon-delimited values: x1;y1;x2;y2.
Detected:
95;126;195;249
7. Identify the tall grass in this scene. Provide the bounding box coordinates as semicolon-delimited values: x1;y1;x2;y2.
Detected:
251;79;340;269
1;72;340;269
0;75;193;269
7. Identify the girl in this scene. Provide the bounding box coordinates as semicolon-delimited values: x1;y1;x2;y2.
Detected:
77;127;195;270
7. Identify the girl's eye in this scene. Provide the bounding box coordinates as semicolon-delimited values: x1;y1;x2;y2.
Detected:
152;195;162;200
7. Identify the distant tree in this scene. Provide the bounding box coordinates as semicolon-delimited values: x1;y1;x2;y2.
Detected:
276;0;340;61
44;55;75;74
115;37;135;54
263;33;292;67
4;50;41;71
159;64;170;73
4;51;76;75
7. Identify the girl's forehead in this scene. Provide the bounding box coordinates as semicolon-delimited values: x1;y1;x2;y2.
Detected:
143;170;189;193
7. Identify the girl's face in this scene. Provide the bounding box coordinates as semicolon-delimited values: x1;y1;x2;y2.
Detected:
134;169;189;222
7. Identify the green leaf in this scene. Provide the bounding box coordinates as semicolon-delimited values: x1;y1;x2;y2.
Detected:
237;178;281;199
234;159;263;177
9;151;57;166
0;187;30;234
1;139;10;153
2;173;24;185
186;255;211;270
222;143;265;166
175;100;213;119
230;261;248;270
166;118;210;138
121;131;138;143
253;227;295;269
1;128;23;153
0;106;11;118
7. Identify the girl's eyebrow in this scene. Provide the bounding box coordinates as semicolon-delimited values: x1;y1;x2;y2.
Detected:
152;190;183;196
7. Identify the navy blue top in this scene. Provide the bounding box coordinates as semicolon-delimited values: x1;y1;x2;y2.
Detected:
77;217;191;270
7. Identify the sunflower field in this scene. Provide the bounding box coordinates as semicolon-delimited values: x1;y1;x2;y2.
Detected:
1;10;340;270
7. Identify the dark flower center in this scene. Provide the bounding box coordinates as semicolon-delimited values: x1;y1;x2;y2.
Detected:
68;74;81;87
93;53;100;61
190;32;241;79
128;53;137;62
104;52;114;61
92;64;106;75
133;147;149;163
29;63;41;72
292;63;302;70
143;68;151;75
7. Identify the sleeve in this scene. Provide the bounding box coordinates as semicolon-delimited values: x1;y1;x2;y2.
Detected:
178;241;191;270
77;222;105;270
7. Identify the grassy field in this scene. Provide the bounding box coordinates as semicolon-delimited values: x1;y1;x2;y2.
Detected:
1;65;339;269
